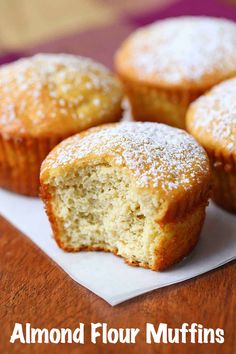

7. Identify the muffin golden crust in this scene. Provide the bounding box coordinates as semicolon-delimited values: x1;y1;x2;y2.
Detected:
0;53;123;196
187;77;236;212
115;16;236;128
40;122;211;270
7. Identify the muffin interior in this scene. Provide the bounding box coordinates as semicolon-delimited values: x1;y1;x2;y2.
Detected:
47;162;206;270
50;164;161;267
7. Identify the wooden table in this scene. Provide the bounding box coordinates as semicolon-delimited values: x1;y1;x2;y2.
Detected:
0;215;235;354
0;1;236;353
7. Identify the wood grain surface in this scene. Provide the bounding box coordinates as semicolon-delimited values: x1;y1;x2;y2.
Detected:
0;215;235;354
0;1;236;352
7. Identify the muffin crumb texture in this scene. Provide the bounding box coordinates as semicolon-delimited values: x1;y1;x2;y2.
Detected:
41;123;210;270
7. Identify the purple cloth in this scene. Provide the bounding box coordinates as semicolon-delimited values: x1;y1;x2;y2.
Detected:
0;52;25;65
129;0;236;26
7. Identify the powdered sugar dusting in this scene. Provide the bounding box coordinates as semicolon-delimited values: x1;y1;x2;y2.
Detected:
189;77;236;153
0;53;122;135
43;122;209;192
120;17;236;86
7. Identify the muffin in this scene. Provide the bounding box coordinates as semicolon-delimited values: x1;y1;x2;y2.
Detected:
115;16;236;129
187;77;236;213
0;53;123;196
40;122;211;270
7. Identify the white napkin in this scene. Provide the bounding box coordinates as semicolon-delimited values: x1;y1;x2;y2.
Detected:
0;188;235;306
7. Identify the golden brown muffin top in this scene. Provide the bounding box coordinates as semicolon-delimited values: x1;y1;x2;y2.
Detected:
187;77;236;160
115;16;236;90
41;122;210;218
0;54;123;138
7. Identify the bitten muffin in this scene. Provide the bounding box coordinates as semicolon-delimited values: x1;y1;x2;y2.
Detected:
0;53;123;196
187;77;236;213
115;16;236;129
40;122;211;270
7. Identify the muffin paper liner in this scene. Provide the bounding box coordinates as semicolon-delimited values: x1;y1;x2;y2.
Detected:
121;79;205;129
0;135;62;196
208;150;236;212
